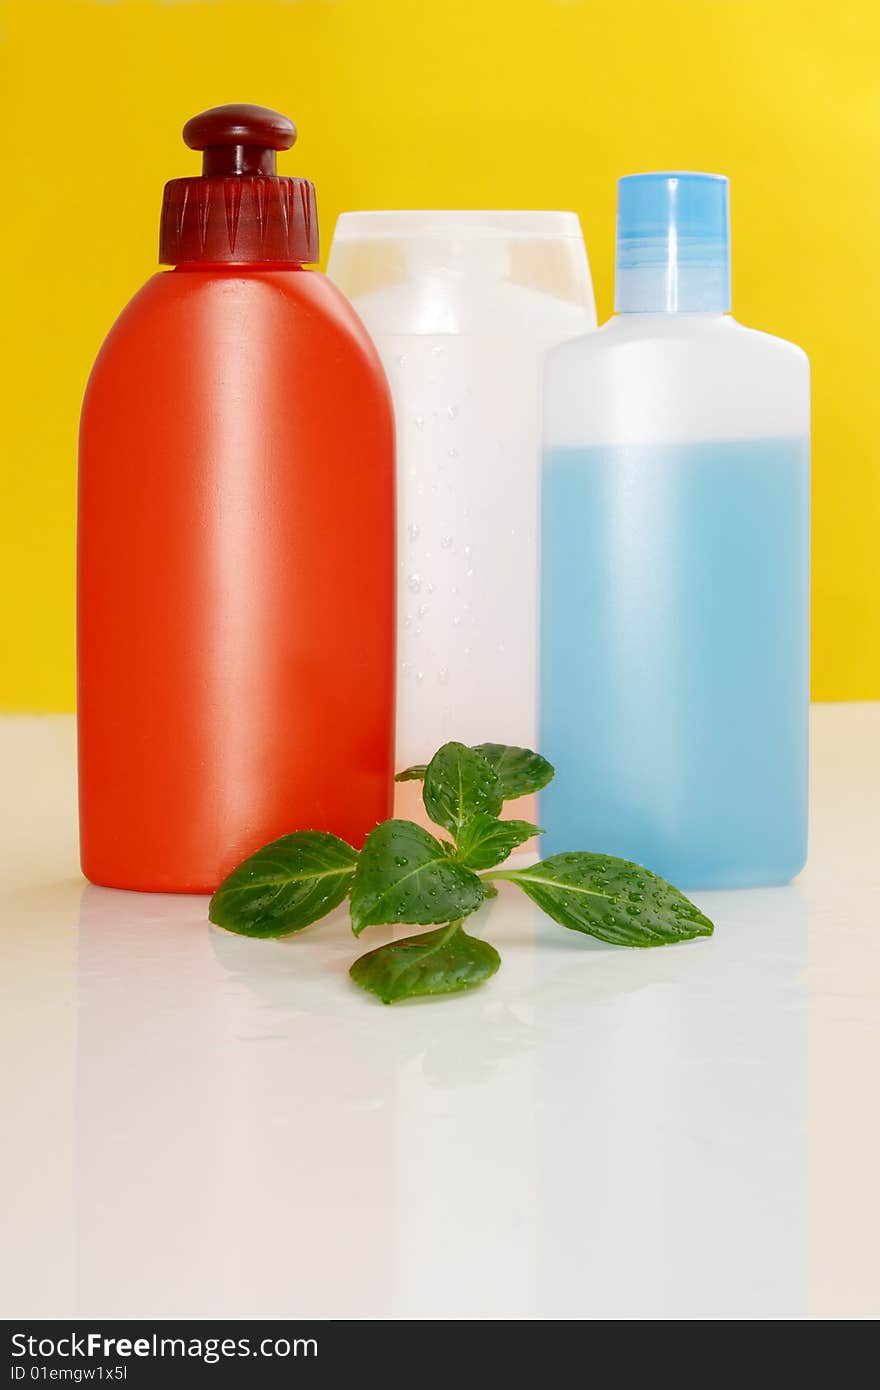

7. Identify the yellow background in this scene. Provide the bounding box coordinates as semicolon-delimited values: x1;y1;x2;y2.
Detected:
1;0;878;708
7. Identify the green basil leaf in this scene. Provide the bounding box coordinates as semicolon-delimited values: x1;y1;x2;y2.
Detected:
471;743;555;799
349;820;484;936
422;741;503;834
395;743;555;801
350;921;501;1004
209;831;358;939
498;852;714;947
395;763;428;783
455;813;542;870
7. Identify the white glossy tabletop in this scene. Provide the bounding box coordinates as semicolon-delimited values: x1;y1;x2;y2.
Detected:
1;707;878;1321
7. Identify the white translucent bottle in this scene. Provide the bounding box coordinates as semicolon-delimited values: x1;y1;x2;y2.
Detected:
541;174;810;888
328;212;595;795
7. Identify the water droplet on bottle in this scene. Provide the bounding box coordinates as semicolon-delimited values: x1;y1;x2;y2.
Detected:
452;615;461;627
414;415;425;429
463;544;472;558
417;670;425;683
432;344;444;357
408;523;420;542
448;447;458;459
417;603;430;617
466;568;474;579
407;574;422;593
441;535;453;549
397;353;408;366
438;667;449;685
447;404;458;419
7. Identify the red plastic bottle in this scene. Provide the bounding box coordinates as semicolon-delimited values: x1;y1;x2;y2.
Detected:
78;105;395;892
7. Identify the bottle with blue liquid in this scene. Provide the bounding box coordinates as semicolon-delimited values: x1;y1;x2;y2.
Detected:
540;173;810;888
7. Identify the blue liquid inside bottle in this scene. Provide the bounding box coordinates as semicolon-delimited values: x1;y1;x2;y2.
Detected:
539;438;810;888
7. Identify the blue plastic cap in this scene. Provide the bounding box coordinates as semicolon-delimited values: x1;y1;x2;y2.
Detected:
615;172;730;313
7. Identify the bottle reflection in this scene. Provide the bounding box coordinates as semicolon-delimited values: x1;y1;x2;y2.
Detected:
75;883;805;1317
75;886;547;1317
75;885;399;1317
532;885;808;1318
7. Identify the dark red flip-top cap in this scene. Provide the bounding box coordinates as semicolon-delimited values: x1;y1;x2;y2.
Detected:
159;104;319;266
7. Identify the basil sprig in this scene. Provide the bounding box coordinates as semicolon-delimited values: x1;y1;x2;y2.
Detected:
209;741;714;1003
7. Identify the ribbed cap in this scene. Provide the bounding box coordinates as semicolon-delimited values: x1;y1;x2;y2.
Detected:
159;104;319;267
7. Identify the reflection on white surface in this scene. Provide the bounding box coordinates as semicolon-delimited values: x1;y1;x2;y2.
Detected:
2;709;880;1319
74;882;807;1319
534;888;807;1318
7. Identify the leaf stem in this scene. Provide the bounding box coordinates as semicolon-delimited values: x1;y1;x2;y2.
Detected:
436;918;464;944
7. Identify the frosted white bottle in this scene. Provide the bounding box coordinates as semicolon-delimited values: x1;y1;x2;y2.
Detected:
540;174;810;888
328;212;595;794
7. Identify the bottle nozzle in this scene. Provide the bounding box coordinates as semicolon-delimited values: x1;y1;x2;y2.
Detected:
183;104;297;177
